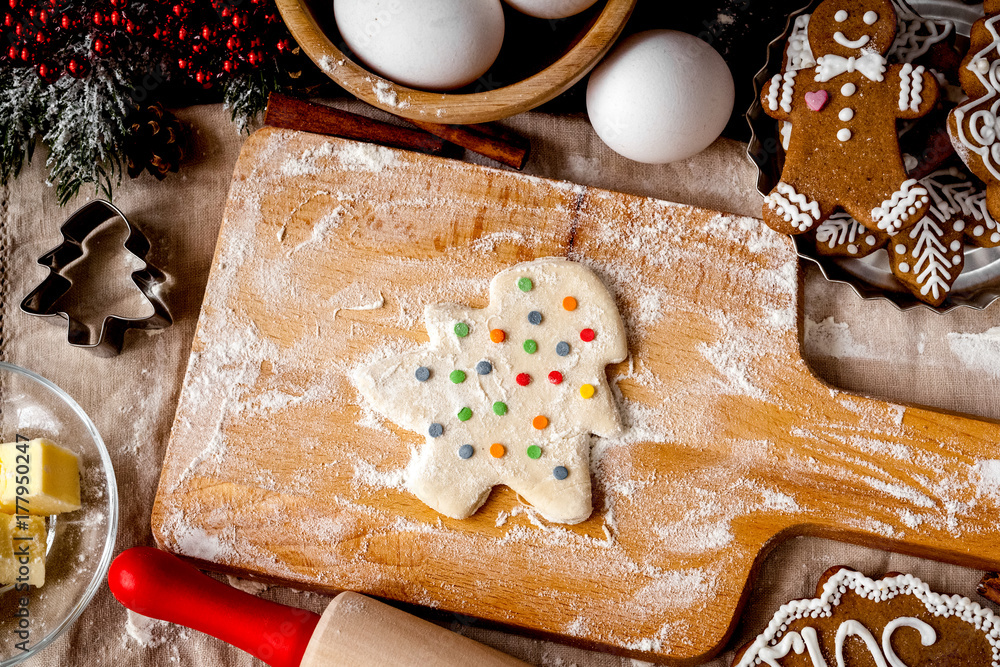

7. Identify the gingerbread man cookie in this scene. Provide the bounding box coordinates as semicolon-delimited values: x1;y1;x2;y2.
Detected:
733;566;1000;667
761;0;940;236
949;1;1000;225
353;259;628;525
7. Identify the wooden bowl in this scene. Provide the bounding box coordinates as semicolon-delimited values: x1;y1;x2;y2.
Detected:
275;0;638;125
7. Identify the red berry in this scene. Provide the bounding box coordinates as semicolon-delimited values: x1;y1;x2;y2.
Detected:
109;10;120;26
222;59;233;73
201;25;211;40
177;57;188;69
3;13;12;27
516;373;531;387
226;35;238;50
7;46;17;60
38;9;46;23
60;14;70;29
177;27;187;41
92;10;103;26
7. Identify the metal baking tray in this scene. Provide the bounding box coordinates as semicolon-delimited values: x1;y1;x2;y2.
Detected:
747;0;1000;311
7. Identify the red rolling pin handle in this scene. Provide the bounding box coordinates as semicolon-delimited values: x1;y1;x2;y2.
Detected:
109;547;321;667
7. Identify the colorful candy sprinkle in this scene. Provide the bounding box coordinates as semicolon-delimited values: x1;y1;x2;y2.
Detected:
429;423;444;438
580;328;595;342
563;296;577;311
523;339;537;354
490;329;506;343
528;311;542;325
490;443;506;458
454;322;470;338
553;466;569;480
458;445;474;459
548;371;563;385
415;366;431;382
457;407;472;422
450;370;466;384
556;341;570;357
493;401;508;416
517;277;533;292
516;373;531;386
579;384;595;399
476;360;493;375
532;415;548;430
527;445;542;460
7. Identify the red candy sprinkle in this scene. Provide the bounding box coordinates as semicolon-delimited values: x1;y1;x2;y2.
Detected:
580;328;595;342
516;373;531;387
548;371;563;385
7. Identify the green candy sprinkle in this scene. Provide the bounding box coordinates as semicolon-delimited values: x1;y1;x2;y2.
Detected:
527;445;542;460
450;370;466;384
523;339;538;354
517;277;533;292
454;322;469;338
457;407;472;422
493;401;508;416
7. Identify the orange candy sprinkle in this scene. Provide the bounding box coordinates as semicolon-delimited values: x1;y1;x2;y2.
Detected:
563;296;577;311
490;443;506;458
532;415;549;430
490;329;506;343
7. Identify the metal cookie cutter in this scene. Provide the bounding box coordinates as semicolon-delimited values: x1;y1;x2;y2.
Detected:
20;199;172;356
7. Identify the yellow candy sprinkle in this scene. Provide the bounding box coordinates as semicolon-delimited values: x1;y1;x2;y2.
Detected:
579;384;595;399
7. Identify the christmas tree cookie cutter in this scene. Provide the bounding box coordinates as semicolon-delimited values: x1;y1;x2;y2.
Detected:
20;199;172;357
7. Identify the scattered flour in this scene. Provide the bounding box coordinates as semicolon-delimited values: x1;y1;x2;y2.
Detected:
803;316;872;359
947;326;1000;377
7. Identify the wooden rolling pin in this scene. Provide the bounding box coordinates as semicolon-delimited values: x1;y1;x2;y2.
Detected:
109;547;530;667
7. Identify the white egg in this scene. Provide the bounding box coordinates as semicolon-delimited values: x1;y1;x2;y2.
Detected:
334;0;505;91
586;30;735;164
503;0;599;19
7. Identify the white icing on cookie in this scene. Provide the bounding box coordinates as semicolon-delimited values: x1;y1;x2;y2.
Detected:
863;11;878;25
837;620;888;667
735;569;1000;667
882;617;936;667
898;63;925;112
835;10;848;22
767;74;782;111
953;15;1000;181
816;213;865;249
842;82;856;96
833;32;870;49
839;108;854;121
780;71;796;112
837;128;852;142
765;181;822;232
890;12;952;63
816;53;886;82
872;179;928;232
786;14;816;71
353;258;628;524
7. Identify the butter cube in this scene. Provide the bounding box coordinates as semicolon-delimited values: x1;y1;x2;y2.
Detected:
9;515;45;587
0;439;81;515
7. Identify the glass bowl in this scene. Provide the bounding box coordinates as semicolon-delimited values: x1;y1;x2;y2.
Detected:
0;362;117;665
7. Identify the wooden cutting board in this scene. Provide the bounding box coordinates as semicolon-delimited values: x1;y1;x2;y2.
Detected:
152;127;1000;664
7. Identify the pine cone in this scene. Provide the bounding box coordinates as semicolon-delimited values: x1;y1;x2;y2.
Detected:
125;102;185;180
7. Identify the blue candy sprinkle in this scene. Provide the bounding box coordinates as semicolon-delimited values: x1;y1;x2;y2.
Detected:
476;360;492;375
553;466;569;480
458;445;474;459
556;342;570;357
429;423;444;438
528;311;543;325
415;366;431;382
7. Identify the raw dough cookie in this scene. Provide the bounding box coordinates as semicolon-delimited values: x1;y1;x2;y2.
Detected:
760;0;939;235
732;566;1000;667
353;258;628;524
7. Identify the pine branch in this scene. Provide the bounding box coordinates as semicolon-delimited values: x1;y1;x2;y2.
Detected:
223;63;282;134
0;68;45;186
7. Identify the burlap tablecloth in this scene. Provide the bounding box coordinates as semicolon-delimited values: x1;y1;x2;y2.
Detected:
3;103;997;666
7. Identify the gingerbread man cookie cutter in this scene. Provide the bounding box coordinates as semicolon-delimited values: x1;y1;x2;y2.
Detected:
21;199;172;357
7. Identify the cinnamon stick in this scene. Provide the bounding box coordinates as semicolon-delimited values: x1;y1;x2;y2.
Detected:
978;572;1000;606
409;119;531;170
264;93;448;156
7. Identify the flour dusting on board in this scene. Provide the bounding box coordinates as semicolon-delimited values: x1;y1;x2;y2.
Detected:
157;130;1000;657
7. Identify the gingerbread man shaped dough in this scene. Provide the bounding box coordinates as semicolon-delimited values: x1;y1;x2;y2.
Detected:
353;259;628;525
761;0;939;236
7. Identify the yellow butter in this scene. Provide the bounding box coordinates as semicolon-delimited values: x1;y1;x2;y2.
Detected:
0;439;81;515
8;514;45;587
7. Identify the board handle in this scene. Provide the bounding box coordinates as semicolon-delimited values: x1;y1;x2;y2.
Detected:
108;547;320;667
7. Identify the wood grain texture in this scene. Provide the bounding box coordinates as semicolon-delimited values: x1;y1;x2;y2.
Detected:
151;128;1000;664
274;0;637;124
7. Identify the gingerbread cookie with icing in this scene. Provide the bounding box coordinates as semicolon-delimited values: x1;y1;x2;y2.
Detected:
732;566;1000;667
761;0;939;236
949;0;1000;226
353;258;627;525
